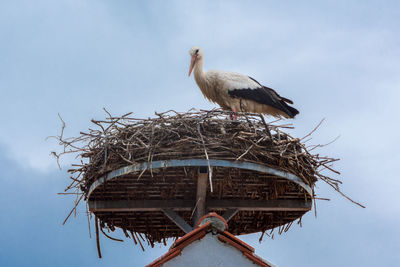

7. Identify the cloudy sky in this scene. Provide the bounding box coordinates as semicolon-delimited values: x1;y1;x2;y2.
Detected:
0;0;399;266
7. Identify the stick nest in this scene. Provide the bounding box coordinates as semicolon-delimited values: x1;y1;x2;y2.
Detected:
53;109;362;252
60;109;330;193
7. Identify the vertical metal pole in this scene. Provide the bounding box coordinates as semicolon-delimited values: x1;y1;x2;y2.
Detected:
194;167;208;226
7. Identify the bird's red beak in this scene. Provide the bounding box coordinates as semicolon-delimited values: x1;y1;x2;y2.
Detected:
188;55;196;77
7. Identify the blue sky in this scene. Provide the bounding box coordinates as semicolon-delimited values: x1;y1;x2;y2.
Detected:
0;1;399;266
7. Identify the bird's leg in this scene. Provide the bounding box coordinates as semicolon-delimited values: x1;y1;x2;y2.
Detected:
233;108;238;120
228;108;238;120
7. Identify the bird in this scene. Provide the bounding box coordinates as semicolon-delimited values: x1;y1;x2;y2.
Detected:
188;46;299;119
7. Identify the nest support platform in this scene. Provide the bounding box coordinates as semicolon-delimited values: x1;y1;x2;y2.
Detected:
88;158;312;245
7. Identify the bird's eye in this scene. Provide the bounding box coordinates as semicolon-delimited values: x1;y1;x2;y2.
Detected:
195;49;199;54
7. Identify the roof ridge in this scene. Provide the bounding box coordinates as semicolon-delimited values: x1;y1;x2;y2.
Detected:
170;222;211;249
219;230;255;253
147;213;274;267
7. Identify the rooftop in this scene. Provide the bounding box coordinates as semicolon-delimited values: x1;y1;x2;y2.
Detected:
147;212;275;267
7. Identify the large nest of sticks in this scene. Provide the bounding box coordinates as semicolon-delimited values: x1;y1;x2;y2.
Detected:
62;109;326;192
55;109;361;250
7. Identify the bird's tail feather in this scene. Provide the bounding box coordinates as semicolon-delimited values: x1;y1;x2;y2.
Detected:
283;103;299;118
281;97;294;104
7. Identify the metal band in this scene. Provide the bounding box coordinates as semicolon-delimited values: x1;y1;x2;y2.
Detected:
88;159;312;197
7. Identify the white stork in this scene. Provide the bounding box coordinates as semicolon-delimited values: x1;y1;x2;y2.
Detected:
188;46;299;119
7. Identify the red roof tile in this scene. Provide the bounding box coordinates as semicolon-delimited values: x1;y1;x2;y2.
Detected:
218;234;252;254
244;252;273;267
218;233;272;267
219;230;255;253
170;222;211;250
146;248;181;267
147;222;211;267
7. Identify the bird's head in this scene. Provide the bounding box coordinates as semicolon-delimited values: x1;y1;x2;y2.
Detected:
188;46;203;77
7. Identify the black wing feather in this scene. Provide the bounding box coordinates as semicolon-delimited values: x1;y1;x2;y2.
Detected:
249;76;294;104
228;77;299;118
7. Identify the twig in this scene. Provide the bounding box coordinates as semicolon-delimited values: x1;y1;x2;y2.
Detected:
62;194;83;225
236;136;266;161
100;227;124;242
95;216;102;258
190;198;202;220
197;123;213;192
301;118;325;141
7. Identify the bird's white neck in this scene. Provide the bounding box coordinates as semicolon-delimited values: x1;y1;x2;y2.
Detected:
193;57;207;89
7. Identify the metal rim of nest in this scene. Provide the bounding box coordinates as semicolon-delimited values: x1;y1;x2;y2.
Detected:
87;158;313;197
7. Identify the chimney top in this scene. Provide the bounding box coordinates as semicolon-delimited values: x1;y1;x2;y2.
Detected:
196;212;229;232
